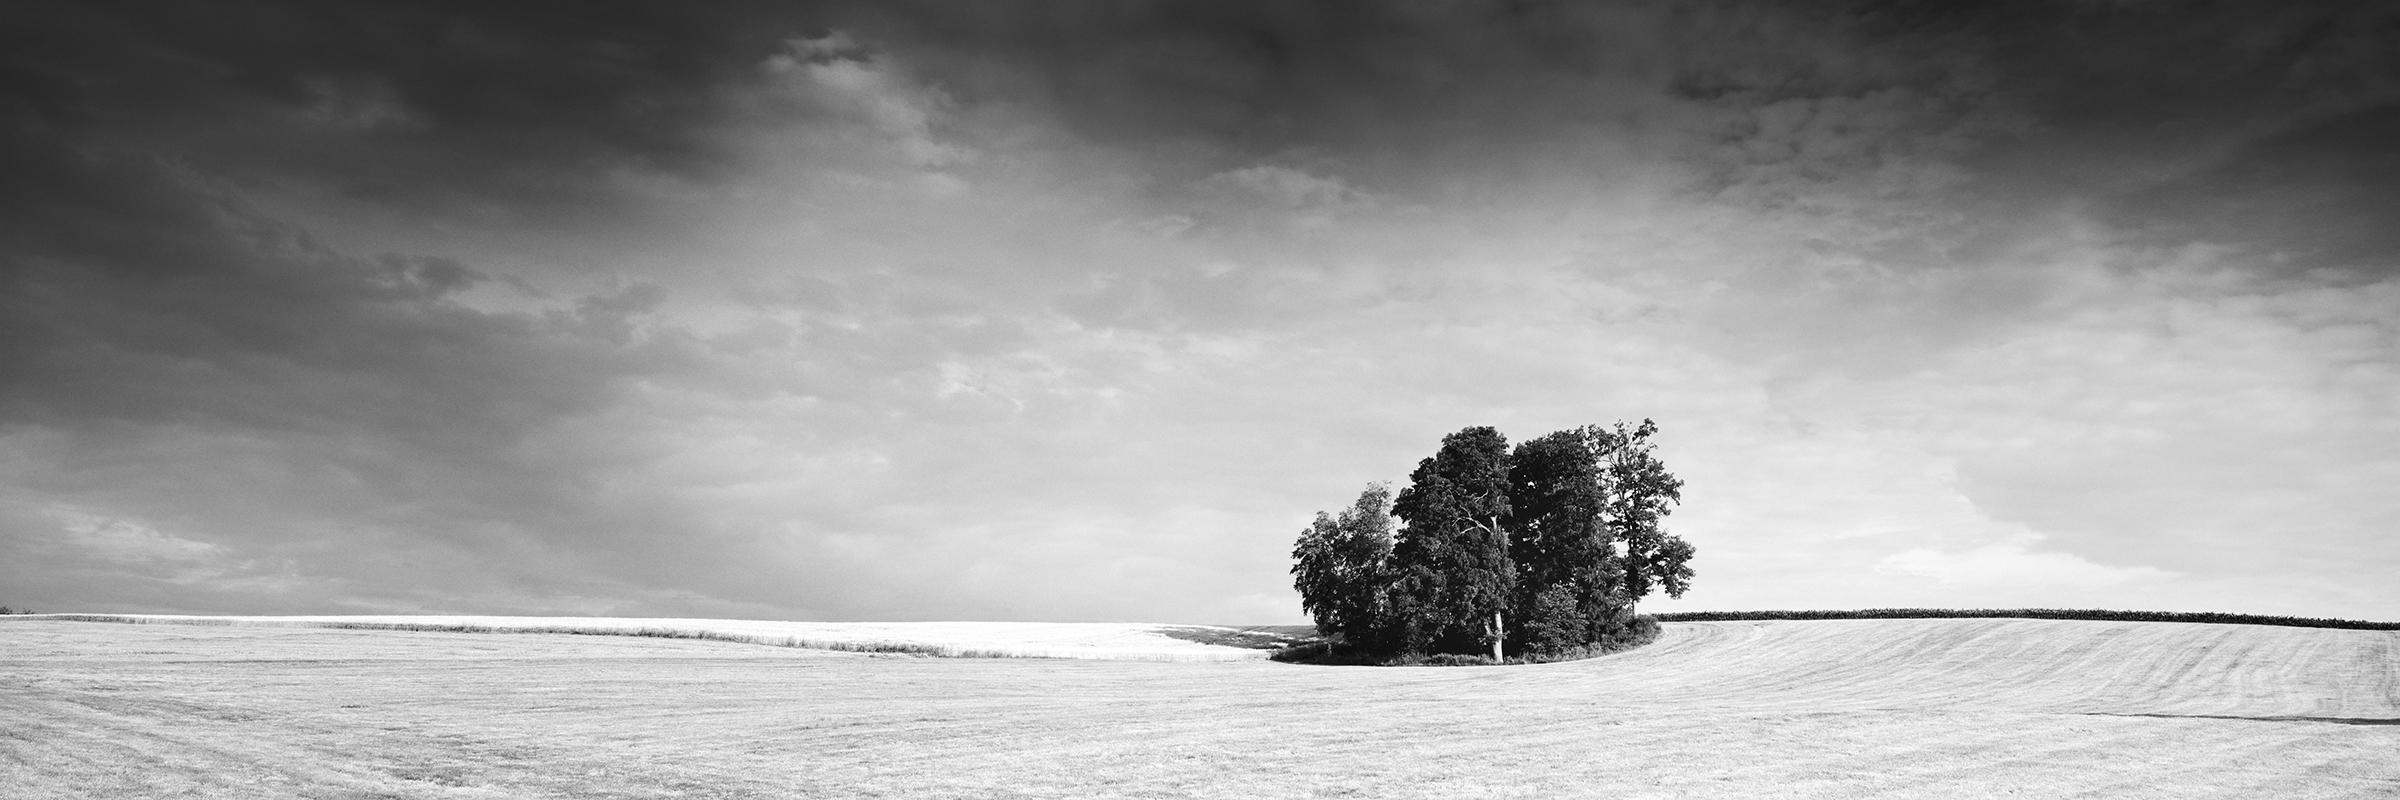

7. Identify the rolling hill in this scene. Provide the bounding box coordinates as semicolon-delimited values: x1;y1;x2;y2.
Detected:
2;615;2393;798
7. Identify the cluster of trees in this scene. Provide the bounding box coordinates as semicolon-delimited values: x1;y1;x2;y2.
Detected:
1291;420;1694;662
0;606;34;615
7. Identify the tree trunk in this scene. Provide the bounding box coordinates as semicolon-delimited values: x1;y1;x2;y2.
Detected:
1490;611;1505;662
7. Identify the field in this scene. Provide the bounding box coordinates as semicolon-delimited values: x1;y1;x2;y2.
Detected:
3;616;2395;799
11;614;1302;660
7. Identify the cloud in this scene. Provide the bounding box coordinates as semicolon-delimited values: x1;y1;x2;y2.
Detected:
761;31;973;170
298;73;429;131
48;506;229;571
0;1;759;257
1737;239;2400;615
1875;538;2176;592
1206;165;1364;209
0;117;740;613
2100;105;2400;278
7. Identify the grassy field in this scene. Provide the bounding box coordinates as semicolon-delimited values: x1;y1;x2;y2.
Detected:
17;614;1301;660
3;617;2395;798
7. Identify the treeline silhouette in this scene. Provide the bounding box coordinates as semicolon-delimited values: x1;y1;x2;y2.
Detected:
1653;608;2400;631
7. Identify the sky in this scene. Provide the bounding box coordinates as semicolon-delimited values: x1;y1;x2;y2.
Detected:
3;1;2396;624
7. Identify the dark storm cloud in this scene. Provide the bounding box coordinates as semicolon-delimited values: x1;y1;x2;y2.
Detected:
1;1;770;230
0;128;664;442
1912;1;2400;276
2109;105;2400;278
0;98;754;614
807;1;1711;205
2;141;638;605
0;0;1112;616
15;0;2387;273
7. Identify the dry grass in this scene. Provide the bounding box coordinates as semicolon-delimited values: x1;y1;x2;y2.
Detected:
3;617;2395;798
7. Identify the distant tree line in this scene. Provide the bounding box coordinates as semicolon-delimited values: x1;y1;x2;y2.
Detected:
1655;608;2400;631
1290;421;1694;663
0;605;34;615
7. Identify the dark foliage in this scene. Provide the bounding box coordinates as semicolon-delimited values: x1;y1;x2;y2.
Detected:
1512;614;1661;663
1289;420;1695;665
1505;431;1620;656
1388;426;1516;656
1271;643;1508;667
1268;640;1338;663
1515;583;1589;656
1651;608;2400;631
1271;614;1661;666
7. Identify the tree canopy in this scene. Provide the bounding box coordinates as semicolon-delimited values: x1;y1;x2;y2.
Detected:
1289;482;1396;648
1290;420;1695;662
1388;426;1515;658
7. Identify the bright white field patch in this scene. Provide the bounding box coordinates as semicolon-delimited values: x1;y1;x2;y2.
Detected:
2;617;2394;799
22;614;1288;660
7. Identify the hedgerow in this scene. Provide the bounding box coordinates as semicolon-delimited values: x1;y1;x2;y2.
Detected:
1650;608;2400;630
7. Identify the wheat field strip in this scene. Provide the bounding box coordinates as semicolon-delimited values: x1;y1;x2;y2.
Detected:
3;618;2395;798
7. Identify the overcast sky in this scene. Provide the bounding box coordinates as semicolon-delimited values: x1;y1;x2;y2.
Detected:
3;2;2395;623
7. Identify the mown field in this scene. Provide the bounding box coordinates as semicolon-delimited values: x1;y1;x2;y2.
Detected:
3;616;2395;799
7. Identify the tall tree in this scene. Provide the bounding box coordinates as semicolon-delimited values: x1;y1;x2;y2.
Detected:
1389;426;1515;659
1595;419;1695;604
1504;428;1620;654
1289;482;1397;647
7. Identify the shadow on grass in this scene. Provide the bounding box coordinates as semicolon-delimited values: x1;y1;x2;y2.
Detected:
2084;712;2400;726
1269;620;1661;667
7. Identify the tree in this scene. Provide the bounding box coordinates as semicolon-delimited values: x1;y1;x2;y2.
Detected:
1504;428;1621;655
1290;483;1397;647
1388;426;1516;660
1595;419;1694;605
